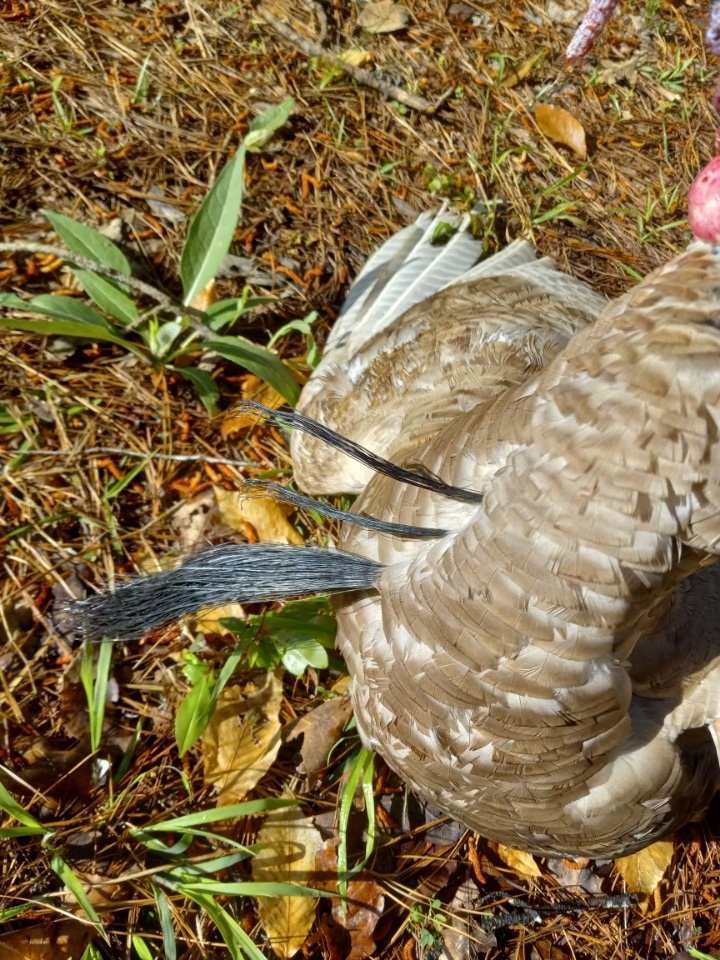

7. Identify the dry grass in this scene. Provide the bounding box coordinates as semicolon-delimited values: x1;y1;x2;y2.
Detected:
1;0;720;957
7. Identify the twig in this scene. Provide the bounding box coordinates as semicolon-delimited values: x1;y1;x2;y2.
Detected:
1;447;261;469
0;241;212;336
257;5;451;114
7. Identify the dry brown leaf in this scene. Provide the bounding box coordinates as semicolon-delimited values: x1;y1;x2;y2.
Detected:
496;843;543;878
534;103;587;159
357;0;409;33
287;695;352;786
214;486;303;544
0;921;90;959
251;800;324;958
315;839;385;960
614;838;674;895
201;671;283;804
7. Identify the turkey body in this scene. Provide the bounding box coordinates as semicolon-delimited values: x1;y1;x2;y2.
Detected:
292;211;720;857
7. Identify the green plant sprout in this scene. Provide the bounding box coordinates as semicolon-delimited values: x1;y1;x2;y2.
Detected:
0;98;301;415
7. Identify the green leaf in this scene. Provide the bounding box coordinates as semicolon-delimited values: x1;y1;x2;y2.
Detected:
80;946;106;960
132;935;154;960
0;293;32;310
28;294;114;330
44;210;140;325
180;146;247;306
180;889;266;960
175;366;220;415
80;638;114;751
0;779;45;832
151;883;177;960
281;637;329;676
204;335;300;405
245;98;295;152
175;669;215;755
51;854;109;943
0;316;146;359
136;798;296;832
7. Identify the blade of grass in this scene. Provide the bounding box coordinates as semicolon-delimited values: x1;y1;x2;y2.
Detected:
51;854;109;943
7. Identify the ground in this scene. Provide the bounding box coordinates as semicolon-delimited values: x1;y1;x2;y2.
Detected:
1;1;719;958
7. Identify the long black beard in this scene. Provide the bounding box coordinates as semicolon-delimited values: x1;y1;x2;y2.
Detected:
71;402;482;640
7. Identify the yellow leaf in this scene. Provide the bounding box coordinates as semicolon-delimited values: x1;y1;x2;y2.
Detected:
614;838;674;895
534;103;587;159
357;0;409;34
201;672;283;804
189;278;218;312
223;375;288;432
214;486;303;545
339;48;374;67
192;602;245;636
251;799;323;958
497;843;543;878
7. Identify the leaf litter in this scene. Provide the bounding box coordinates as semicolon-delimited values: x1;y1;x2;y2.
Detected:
1;0;719;958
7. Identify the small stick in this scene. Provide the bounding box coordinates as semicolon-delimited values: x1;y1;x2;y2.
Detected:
1;447;261;469
257;6;451;114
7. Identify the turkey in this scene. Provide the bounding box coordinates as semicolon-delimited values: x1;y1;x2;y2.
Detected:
76;200;720;859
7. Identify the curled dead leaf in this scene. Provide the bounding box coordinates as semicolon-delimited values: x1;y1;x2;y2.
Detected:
252;800;324;958
496;843;543;878
201;671;283;804
287;695;353;787
214;485;303;545
339;48;374;67
614;838;674;895
534;103;587;159
357;0;409;34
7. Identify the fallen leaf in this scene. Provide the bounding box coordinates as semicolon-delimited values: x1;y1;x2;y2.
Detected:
357;0;409;34
223;374;288;431
614;838;674;895
315;839;385;960
0;921;90;959
496;843;543;878
201;671;283;804
441;880;497;958
189;278;218;312
251;799;324;958
214;485;303;544
287;695;352;787
193;602;246;636
534;103;587;159
339;48;374;67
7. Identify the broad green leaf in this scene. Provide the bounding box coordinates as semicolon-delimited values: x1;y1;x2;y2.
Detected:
0;779;45;832
268;311;320;368
205;335;300;405
175;366;220;415
44;210;140;325
281;637;329;676
51;854;109;943
245;98;295;152
175;669;215;755
180;146;247;306
29;294;114;329
0;293;31;310
132;935;154;960
81;946;106;960
0;316;146;359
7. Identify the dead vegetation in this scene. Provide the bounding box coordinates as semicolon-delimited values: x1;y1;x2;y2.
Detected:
1;0;720;958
